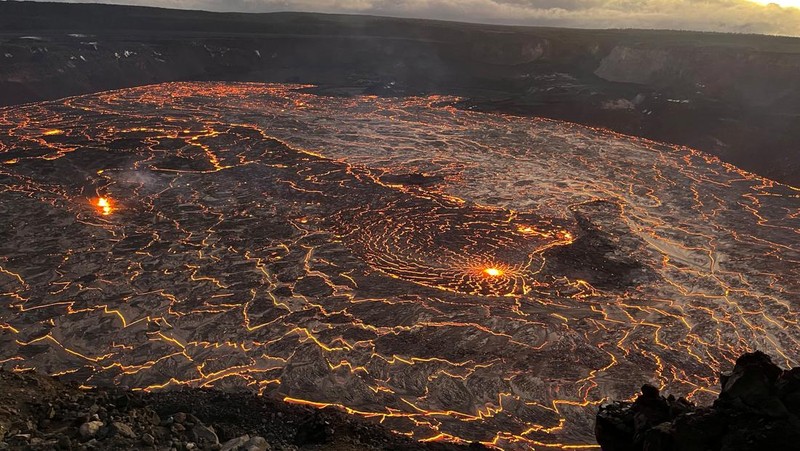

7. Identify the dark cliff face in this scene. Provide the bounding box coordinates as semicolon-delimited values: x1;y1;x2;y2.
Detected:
1;1;800;186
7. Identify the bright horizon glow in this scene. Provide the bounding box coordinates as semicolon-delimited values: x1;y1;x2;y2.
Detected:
27;0;800;37
750;0;800;8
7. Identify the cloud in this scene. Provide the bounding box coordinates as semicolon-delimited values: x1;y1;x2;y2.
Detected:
42;0;800;36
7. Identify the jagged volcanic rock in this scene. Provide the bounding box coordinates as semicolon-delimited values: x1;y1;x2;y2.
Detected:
596;351;800;451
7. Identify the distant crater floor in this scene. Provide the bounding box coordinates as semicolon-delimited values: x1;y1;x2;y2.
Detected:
0;82;798;449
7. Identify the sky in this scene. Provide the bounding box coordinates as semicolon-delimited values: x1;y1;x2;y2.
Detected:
39;0;800;36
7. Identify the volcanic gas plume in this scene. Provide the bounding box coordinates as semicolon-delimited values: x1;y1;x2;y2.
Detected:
0;83;798;449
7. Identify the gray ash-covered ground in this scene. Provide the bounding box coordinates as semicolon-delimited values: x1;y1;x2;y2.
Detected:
0;82;798;449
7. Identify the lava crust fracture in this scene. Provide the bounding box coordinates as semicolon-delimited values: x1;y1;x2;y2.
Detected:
0;83;798;449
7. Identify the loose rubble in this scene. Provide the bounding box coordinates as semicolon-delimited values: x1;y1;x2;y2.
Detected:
0;371;485;450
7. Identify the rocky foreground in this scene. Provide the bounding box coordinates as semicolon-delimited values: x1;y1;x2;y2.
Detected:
596;351;800;451
0;371;485;451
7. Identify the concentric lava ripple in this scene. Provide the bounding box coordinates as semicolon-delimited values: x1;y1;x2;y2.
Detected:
331;201;573;297
0;82;798;450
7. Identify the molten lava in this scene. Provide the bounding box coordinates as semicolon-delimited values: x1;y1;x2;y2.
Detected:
0;82;798;450
96;197;112;215
483;267;503;277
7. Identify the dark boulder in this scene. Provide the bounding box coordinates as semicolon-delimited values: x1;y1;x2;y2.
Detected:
597;351;800;451
596;384;692;451
596;401;636;451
